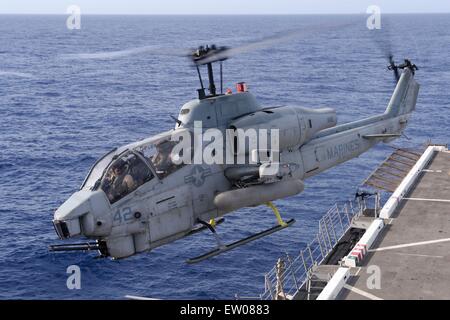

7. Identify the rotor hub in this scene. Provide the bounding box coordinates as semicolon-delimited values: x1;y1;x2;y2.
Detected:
191;44;229;65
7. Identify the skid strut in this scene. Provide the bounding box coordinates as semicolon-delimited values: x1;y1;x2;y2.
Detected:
265;201;288;227
186;217;225;237
196;218;225;248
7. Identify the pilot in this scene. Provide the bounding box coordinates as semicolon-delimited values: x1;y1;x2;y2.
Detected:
152;141;175;176
108;159;136;201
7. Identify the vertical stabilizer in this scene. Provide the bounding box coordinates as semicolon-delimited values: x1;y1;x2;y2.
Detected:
385;66;420;117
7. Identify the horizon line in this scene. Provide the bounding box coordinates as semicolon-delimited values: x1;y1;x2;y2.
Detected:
1;12;450;15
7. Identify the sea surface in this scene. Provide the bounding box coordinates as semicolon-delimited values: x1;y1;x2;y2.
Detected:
0;14;449;299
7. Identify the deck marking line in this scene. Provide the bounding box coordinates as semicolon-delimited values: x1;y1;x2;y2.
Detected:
343;284;383;300
403;197;450;203
422;169;442;173
369;238;450;252
393;253;444;258
124;295;161;300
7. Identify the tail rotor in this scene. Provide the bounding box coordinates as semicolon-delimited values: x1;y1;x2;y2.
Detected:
387;54;400;83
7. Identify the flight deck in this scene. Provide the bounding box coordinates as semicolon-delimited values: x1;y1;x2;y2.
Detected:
338;148;450;300
251;145;450;300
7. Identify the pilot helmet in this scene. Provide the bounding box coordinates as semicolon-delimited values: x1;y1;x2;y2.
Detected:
112;159;127;172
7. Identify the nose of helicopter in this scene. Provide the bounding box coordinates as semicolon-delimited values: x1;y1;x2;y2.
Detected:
53;190;92;239
53;189;113;240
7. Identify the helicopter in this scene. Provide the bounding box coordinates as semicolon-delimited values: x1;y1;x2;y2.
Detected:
50;32;419;263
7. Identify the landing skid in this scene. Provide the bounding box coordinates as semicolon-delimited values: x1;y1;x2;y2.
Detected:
186;218;295;264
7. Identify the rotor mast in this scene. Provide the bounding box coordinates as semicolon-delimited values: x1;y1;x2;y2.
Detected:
191;45;229;99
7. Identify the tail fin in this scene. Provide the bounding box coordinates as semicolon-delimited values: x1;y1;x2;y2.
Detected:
385;68;420;117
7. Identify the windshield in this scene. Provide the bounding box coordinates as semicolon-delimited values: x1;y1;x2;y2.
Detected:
81;148;119;190
100;151;154;203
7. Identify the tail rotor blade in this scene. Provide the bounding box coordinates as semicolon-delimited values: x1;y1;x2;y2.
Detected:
388;54;400;83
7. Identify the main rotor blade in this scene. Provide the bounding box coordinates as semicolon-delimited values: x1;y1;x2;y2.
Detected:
369;18;401;84
198;20;358;65
60;45;190;60
62;18;358;62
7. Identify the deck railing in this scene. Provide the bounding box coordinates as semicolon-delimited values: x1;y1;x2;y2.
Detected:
257;199;364;300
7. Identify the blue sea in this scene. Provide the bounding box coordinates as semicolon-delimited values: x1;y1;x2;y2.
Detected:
0;14;449;299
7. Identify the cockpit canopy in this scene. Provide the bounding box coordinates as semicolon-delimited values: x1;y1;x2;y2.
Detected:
99;151;154;203
80;130;189;203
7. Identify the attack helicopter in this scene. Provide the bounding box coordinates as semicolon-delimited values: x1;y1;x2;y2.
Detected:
50;32;419;263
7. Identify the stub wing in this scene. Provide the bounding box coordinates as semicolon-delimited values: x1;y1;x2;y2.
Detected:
363;133;401;139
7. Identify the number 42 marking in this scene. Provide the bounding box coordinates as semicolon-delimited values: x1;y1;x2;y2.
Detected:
113;207;134;224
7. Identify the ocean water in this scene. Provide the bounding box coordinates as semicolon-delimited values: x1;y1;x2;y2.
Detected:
0;14;449;299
